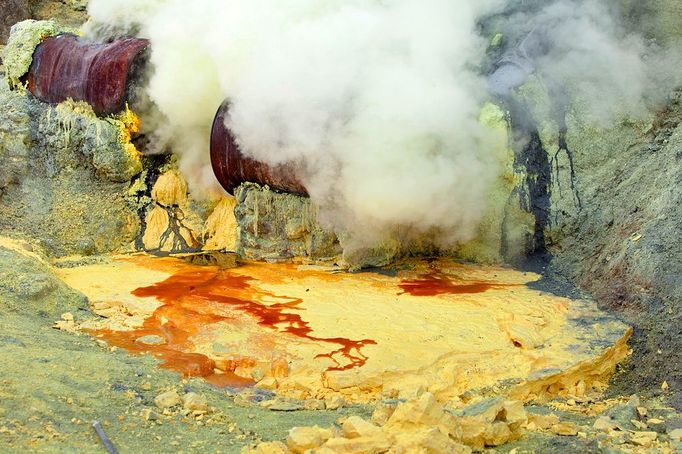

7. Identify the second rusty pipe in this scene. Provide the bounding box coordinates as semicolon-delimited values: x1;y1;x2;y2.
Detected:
27;34;150;115
210;101;308;196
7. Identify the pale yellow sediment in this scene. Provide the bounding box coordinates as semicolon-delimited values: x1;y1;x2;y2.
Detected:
203;196;238;251
55;256;631;405
151;170;188;207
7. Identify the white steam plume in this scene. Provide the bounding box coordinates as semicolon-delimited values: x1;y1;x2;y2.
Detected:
85;0;681;250
490;0;682;124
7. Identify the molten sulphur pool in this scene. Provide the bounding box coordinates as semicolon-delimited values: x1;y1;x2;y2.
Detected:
56;255;631;405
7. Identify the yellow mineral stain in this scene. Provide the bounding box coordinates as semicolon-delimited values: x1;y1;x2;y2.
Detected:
202;196;238;252
142;205;171;250
56;255;631;404
151;170;188;207
142;171;200;252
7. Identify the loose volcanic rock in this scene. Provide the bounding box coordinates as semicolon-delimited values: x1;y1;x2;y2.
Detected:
551;422;579;436
526;412;560;431
154;390;182;409
371;401;398;426
182;392;208;413
341;416;383;439
286;426;335;453
321;435;392;454
447;397;527;450
390;427;471;454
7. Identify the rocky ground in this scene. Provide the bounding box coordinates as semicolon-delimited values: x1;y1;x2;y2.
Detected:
1;240;682;453
1;1;682;453
0;241;360;453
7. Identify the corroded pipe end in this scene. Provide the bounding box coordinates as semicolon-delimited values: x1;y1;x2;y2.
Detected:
210;101;308;196
27;34;150;115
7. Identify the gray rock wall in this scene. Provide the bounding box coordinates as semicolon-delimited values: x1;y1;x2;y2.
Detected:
548;92;682;402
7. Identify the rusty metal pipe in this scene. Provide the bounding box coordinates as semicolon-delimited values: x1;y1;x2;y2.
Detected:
210;101;308;196
27;34;150;115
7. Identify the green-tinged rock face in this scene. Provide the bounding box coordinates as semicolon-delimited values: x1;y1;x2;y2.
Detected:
455;102;533;264
617;0;682;42
48;102;143;182
0;81;141;256
0;78;30;189
0;239;87;315
234;183;342;263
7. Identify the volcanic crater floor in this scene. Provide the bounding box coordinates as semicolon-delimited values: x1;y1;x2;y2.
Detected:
55;254;632;406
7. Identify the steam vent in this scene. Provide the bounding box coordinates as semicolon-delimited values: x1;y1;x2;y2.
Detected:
1;3;682;454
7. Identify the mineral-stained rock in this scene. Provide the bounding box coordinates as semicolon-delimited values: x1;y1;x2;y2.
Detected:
233;183;410;269
182;392;208;413
63;0;88;11
0;79;30;189
286;426;335;453
55;103;143;183
202;196;238;251
447;397;527;450
337;235;402;271
234;183;342;262
0;236;87;316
